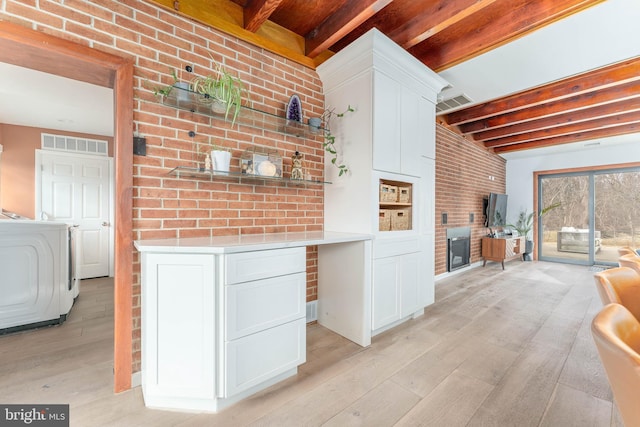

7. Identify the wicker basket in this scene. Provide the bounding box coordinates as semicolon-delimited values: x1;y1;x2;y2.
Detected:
379;209;391;231
391;208;411;231
398;185;411;203
380;183;398;203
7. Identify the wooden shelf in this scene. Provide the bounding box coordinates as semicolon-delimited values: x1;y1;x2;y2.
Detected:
161;85;326;138
168;166;331;185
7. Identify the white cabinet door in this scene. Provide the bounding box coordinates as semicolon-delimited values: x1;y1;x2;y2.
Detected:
225;247;305;285
225;272;305;341
373;251;424;331
372;72;401;173
223;318;306;398
400;87;422;176
142;253;216;402
400;252;420;317
372;256;401;330
419;97;436;160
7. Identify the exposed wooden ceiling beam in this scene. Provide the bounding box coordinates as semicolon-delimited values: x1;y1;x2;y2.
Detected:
472;97;640;142
305;0;394;58
446;56;640;126
409;0;606;71
484;110;640;148
389;0;500;49
244;0;284;32
457;80;640;134
493;122;640;154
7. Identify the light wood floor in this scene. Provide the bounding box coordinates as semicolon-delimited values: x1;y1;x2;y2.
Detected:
0;261;623;426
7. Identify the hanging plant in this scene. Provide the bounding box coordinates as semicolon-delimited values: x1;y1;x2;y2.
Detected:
322;105;354;177
190;63;247;125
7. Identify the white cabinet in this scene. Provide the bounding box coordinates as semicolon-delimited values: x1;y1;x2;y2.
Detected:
372;71;401;173
372;252;420;331
372;257;400;329
220;248;306;398
141;253;216;404
139;247;306;412
371;74;435;176
318;28;448;335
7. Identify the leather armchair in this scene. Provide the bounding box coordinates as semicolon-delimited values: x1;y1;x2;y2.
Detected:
619;253;640;275
591;303;640;427
593;267;640;320
618;246;640;258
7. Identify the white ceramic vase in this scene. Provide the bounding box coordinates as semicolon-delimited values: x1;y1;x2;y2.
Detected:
211;150;231;172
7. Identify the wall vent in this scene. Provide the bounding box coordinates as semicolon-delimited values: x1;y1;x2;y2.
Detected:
306;301;317;322
436;94;473;114
41;133;108;156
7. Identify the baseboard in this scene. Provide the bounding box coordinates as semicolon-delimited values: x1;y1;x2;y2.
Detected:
435;260;483;282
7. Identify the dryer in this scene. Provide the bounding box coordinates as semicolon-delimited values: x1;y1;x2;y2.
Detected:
0;220;75;333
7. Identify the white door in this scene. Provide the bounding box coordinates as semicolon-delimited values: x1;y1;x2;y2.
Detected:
37;150;111;279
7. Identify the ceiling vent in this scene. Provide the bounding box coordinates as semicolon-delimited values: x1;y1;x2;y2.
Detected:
436;94;473;114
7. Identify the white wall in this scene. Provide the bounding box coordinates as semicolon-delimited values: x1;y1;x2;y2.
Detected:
505;142;640;224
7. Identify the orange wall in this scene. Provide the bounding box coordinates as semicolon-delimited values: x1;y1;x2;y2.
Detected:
0;124;113;218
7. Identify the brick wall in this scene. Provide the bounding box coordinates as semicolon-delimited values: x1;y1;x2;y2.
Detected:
435;124;506;275
1;0;325;373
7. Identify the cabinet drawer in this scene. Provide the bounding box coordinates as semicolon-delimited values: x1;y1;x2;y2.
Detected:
373;236;420;259
226;273;305;340
225;247;306;285
222;318;306;398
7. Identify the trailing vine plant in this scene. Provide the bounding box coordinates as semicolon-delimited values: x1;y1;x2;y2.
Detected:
322;105;354;177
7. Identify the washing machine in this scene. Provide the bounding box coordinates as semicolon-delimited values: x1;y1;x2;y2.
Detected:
0;219;75;333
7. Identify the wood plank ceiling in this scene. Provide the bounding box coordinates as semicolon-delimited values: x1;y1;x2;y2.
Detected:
151;0;639;154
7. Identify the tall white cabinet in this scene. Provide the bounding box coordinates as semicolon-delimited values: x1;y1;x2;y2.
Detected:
317;28;448;334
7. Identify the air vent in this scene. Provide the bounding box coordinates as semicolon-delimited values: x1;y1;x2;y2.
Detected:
306;301;317;322
41;133;108;156
436;94;473;114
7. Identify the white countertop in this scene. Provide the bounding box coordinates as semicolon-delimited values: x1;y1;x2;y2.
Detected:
134;231;373;254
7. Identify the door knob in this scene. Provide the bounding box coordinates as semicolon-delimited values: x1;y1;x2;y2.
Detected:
102;221;110;227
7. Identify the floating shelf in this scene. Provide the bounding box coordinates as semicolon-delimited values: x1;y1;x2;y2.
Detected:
161;85;326;138
168;166;331;185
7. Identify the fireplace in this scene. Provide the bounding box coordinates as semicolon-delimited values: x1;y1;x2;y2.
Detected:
447;227;471;272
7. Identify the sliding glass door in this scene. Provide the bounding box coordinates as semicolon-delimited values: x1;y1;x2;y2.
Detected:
538;167;640;266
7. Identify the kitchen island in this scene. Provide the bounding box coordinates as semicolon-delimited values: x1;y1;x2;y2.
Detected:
135;231;372;412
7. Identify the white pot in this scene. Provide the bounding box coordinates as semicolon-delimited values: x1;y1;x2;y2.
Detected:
211;150;231;172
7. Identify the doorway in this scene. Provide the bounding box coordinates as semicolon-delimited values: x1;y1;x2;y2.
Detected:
36;150;114;279
538;166;640;266
0;21;134;392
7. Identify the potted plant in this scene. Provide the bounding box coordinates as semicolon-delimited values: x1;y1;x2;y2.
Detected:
209;143;231;173
321;105;354;177
151;66;192;101
507;202;560;260
190;63;247;125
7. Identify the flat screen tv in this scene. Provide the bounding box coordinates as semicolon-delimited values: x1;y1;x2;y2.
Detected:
485;193;508;228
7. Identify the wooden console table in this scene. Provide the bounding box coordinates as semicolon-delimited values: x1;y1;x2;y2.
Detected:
481;236;525;269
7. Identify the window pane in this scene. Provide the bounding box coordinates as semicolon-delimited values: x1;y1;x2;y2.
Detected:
594;171;640;263
540;175;589;263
